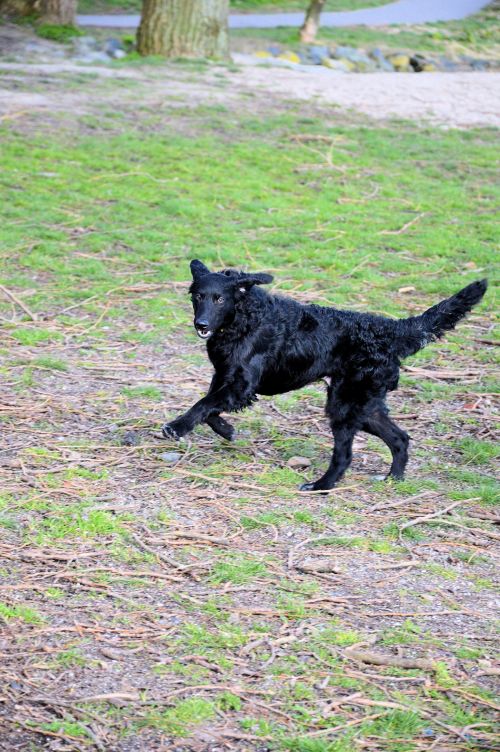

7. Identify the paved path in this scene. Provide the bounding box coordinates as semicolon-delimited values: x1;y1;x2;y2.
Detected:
77;0;491;29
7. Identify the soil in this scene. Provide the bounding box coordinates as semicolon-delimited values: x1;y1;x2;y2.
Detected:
1;24;499;128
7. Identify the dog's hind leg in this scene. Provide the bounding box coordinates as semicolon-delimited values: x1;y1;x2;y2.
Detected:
300;384;362;491
300;420;359;492
362;405;409;480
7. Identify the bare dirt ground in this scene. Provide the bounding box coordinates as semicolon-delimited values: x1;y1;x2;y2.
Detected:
0;21;499;129
1;286;499;751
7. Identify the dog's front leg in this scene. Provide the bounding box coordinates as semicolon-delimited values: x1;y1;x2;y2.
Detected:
204;373;235;441
162;365;259;441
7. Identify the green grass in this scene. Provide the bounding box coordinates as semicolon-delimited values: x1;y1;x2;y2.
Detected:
0;602;44;624
142;697;216;736
36;24;83;42
1;116;497;326
454;437;499;466
31;504;126;543
209;553;270;584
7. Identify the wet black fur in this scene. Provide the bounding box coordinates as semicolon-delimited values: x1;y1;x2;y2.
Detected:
163;260;487;491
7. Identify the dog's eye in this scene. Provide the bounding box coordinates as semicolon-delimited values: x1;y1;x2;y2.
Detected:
215;296;224;304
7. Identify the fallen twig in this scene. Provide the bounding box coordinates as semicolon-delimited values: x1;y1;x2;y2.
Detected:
0;284;37;321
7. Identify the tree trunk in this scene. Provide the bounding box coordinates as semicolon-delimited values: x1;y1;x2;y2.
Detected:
300;0;326;43
137;0;230;59
0;0;37;17
39;0;77;25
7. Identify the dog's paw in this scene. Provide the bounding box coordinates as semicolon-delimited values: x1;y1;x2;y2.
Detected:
299;481;331;495
206;415;235;441
162;423;183;441
217;421;235;442
299;482;316;492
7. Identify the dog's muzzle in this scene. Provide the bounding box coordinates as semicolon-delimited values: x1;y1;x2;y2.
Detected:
195;325;212;339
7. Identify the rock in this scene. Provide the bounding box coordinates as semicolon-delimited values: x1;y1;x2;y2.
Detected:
387;53;410;72
287;456;312;469
160;451;181;463
439;56;460;71
296;557;342;574
331;45;358;59
104;37;124;55
278;51;301;64
370;47;394;72
331;45;375;70
121;430;141;446
470;59;489;71
267;45;282;57
307;45;330;65
410;53;436;72
338;57;356;72
112;49;127;60
321;57;350;72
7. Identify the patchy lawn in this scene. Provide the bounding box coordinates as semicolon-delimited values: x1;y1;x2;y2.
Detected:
0;59;498;752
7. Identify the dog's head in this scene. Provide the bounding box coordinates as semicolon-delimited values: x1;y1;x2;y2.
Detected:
189;259;273;340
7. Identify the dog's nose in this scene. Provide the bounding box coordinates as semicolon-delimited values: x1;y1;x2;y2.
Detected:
195;319;209;329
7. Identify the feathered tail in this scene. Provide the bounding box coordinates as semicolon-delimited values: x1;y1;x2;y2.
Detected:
396;279;487;358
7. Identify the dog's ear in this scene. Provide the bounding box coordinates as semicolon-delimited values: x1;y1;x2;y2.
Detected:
235;273;273;293
190;259;210;280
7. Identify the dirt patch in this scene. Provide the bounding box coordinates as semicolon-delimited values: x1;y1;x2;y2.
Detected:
0;45;500;128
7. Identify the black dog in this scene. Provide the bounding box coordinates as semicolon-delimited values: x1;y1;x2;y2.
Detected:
163;260;487;491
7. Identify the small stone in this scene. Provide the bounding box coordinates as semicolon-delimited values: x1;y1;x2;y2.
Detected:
321;57;354;73
370;47;394;72
410;54;437;72
470;59;489;71
296;557;342;574
121;430;141;446
332;45;358;59
387;53;410;72
422;728;436;738
372;474;386;482
267;45;282;57
287;456;312;469
104;37;124;55
439;56;460;71
160;451;181;463
331;46;375;70
112;49;127;59
307;45;329;65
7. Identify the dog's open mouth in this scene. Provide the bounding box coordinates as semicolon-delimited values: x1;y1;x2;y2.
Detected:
196;327;212;339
